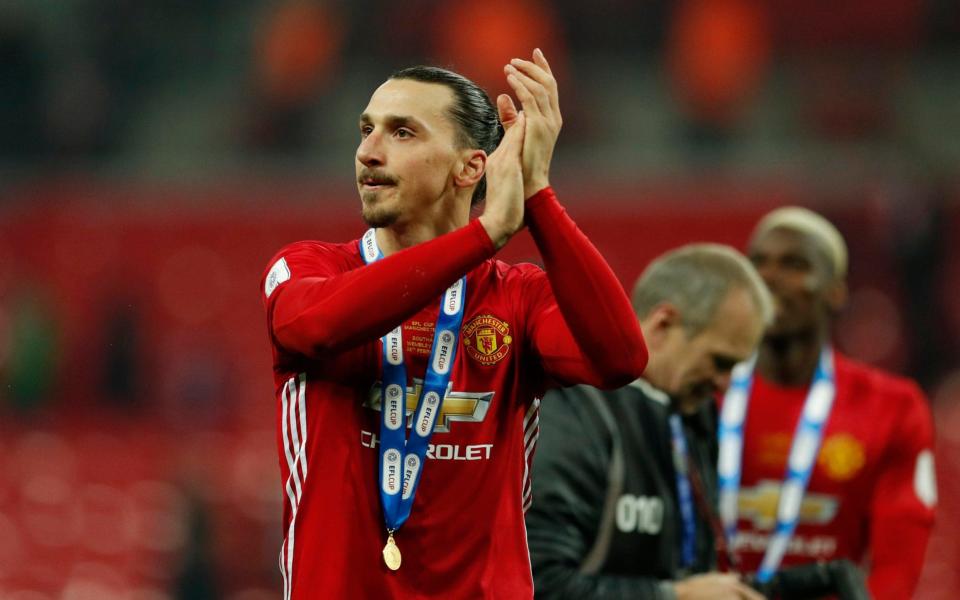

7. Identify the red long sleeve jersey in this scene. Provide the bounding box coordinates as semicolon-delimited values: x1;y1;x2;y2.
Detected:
260;190;647;599
732;353;936;599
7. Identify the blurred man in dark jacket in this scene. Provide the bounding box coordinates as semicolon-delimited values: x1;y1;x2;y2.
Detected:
527;244;772;600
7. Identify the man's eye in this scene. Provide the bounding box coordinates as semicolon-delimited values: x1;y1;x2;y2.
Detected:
713;356;739;372
783;256;811;271
395;128;413;139
360;126;373;137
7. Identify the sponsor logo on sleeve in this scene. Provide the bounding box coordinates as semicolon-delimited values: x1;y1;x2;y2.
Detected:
264;257;291;298
462;315;512;366
914;449;937;508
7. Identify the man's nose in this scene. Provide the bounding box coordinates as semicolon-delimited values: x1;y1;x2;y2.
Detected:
357;132;384;167
756;261;789;294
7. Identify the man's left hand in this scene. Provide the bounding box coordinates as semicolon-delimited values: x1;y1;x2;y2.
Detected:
500;48;562;200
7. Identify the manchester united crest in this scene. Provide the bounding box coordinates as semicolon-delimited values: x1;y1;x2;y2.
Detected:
462;314;512;366
817;434;866;482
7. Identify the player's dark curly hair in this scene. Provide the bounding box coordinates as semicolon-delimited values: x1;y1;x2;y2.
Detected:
390;66;504;206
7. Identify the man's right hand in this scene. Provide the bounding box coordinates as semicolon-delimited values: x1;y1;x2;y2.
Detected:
479;109;526;250
674;573;766;600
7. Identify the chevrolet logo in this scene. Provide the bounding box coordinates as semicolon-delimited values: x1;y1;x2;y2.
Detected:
738;480;839;530
365;379;494;433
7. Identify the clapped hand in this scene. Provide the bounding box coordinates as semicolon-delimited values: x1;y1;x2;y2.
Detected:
501;48;562;200
478;109;526;249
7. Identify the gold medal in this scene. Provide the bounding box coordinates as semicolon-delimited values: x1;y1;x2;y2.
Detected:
382;532;402;571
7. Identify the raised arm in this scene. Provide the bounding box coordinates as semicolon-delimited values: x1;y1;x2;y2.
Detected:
502;50;647;387
263;108;530;358
263;224;495;357
519;192;647;388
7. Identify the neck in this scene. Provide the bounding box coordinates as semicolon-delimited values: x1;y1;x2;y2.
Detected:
756;324;829;386
375;196;471;256
641;362;669;395
637;321;672;394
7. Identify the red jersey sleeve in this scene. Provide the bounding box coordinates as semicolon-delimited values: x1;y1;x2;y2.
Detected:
522;187;648;389
866;380;936;600
261;220;496;358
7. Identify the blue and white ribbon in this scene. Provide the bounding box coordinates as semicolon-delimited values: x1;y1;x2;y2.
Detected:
360;228;467;532
718;347;836;583
668;413;697;569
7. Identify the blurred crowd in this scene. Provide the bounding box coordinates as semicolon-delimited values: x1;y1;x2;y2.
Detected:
0;0;959;598
0;0;958;173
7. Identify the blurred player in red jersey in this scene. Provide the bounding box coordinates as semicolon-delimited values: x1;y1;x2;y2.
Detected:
259;50;648;599
718;207;937;599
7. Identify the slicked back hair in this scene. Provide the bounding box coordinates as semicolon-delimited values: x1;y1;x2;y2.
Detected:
632;243;774;337
390;66;504;206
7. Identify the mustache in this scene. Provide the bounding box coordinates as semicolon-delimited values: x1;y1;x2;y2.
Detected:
357;169;398;185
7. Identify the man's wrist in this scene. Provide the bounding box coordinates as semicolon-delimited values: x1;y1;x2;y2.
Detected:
523;186;557;222
524;178;550;200
478;214;511;250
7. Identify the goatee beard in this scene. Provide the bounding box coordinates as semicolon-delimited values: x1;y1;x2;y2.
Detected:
361;202;399;228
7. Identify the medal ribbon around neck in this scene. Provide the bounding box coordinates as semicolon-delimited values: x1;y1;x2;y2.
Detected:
668;413;698;569
717;346;836;583
360;228;467;534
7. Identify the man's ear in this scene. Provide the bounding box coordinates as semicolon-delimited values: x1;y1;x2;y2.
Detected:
641;302;682;344
454;150;486;190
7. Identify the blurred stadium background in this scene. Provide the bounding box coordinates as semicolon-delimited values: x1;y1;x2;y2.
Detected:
0;0;958;598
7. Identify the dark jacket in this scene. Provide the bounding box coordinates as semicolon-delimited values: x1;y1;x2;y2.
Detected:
526;379;719;599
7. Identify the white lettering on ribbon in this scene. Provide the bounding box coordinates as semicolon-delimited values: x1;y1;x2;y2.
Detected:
386;327;403;366
384;384;404;431
432;330;455;374
444;279;463;316
382;449;402;495
402;455;421;500
362;229;379;263
417;392;441;436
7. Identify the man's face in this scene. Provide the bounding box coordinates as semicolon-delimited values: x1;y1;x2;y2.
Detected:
659;288;765;412
747;227;835;337
356;79;463;228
